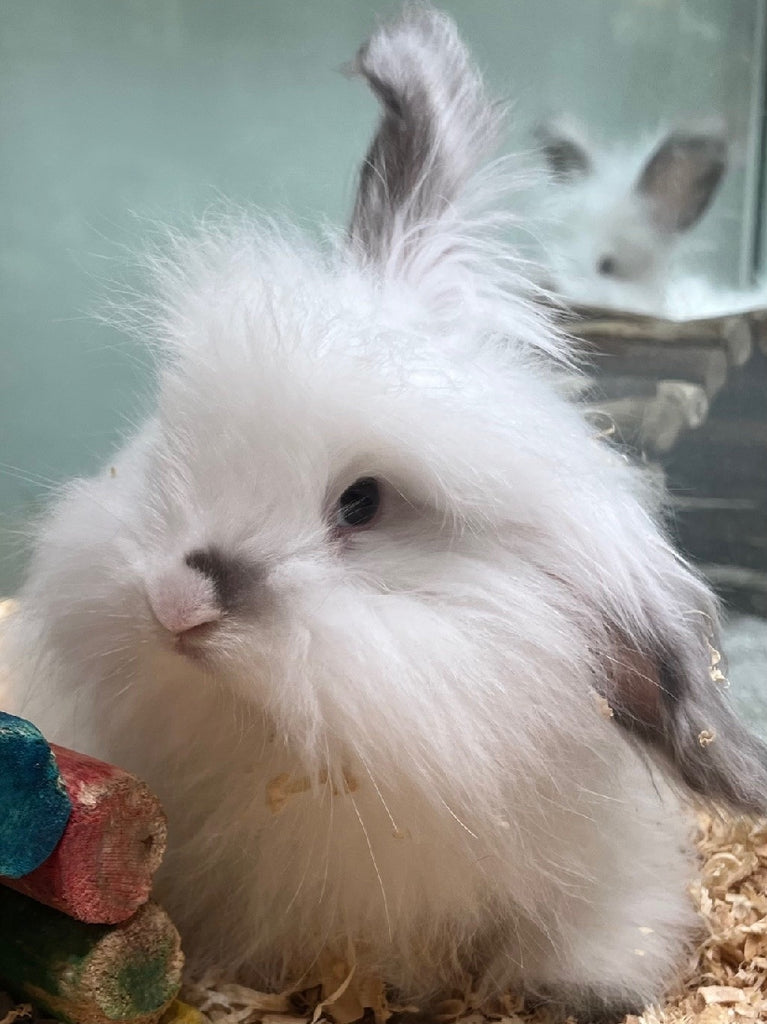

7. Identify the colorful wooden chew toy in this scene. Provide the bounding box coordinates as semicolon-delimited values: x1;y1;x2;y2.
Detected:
0;712;72;878
4;744;167;924
0;711;183;1024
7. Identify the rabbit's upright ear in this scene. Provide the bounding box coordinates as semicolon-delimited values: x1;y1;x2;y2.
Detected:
348;6;500;269
534;119;593;182
635;128;727;233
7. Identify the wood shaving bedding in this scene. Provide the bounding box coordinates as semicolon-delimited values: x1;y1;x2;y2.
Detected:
179;812;767;1024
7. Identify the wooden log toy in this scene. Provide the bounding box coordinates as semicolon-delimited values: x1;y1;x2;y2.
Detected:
0;712;72;878
588;379;709;455
589;344;728;398
571;304;755;367
0;887;183;1024
641;380;709;454
2;744;167;925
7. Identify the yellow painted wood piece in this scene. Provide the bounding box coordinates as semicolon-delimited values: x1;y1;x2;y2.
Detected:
160;1000;206;1024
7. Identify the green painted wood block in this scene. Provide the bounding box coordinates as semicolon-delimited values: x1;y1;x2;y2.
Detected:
0;887;183;1024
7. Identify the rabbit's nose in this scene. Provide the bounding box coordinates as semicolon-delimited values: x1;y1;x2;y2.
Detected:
184;547;252;611
146;564;223;638
147;547;258;639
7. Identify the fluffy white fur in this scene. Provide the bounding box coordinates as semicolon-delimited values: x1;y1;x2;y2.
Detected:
6;6;767;1020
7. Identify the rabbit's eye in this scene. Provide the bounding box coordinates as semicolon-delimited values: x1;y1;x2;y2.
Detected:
597;255;617;276
336;477;381;528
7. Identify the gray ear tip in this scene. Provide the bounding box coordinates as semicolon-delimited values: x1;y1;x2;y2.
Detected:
351;6;468;127
348;3;501;265
533;116;593;181
662;124;729;165
637;123;729;233
678;127;729;187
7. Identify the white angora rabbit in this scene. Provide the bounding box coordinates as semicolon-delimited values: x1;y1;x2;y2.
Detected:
534;117;728;311
5;6;767;1020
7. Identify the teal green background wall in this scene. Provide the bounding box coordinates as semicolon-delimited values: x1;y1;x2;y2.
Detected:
0;1;762;592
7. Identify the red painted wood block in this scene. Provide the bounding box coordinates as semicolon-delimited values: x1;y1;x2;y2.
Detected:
2;745;167;924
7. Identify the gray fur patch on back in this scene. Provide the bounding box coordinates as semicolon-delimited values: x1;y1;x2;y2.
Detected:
348;4;502;264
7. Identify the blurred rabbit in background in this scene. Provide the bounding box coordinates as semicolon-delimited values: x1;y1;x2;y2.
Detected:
534;116;730;313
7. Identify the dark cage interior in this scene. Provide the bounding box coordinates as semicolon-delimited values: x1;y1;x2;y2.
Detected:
577;307;767;617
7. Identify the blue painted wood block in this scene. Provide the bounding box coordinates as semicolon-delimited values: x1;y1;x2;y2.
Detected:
0;712;72;878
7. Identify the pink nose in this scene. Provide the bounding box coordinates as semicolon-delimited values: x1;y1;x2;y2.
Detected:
151;600;222;637
146;569;223;637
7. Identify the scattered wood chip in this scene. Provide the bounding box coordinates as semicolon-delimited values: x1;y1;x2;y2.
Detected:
0;1005;33;1024
266;772;312;814
267;769;359;815
594;694;615;718
699;986;747;1005
707;642;722;668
